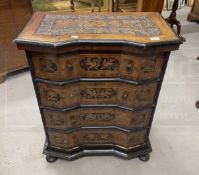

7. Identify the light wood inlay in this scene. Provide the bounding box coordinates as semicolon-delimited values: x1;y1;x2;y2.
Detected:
44;108;152;130
38;82;157;109
32;53;164;81
15;12;180;46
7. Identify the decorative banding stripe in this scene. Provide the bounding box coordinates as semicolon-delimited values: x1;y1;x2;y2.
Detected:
40;104;155;112
35;77;160;86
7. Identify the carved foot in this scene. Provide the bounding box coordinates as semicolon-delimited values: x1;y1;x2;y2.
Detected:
196;100;199;109
46;155;57;163
138;153;150;162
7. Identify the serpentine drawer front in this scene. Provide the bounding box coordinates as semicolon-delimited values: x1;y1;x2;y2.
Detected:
15;12;181;162
32;53;164;81
38;82;157;109
44;108;152;130
48;129;147;150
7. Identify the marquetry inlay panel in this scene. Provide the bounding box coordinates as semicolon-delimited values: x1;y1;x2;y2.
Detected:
44;108;152;130
38;82;157;109
48;129;147;150
36;14;160;36
32;53;164;82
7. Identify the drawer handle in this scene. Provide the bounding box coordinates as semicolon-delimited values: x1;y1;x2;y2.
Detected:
122;91;129;101
66;63;73;72
126;63;133;73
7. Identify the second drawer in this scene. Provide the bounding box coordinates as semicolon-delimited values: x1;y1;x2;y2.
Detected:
38;82;158;109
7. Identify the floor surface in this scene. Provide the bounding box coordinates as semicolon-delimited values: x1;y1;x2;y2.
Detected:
0;7;199;175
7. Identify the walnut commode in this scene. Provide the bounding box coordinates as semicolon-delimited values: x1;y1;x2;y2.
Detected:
15;12;181;162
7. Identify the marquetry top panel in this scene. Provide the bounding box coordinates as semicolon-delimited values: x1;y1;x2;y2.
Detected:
15;12;180;47
36;14;160;36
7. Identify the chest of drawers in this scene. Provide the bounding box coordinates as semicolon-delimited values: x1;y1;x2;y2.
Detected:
15;12;181;162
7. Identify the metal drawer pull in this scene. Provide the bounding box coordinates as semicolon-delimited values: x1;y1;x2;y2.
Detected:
66;63;73;72
126;63;133;73
122;91;129;100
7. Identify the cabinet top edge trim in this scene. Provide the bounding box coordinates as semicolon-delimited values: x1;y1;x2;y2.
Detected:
15;38;181;50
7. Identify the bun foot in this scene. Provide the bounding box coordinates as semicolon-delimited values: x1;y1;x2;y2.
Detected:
46;155;57;163
196;100;199;109
138;153;150;162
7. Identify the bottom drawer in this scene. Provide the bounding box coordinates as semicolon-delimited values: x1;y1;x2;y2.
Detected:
48;129;147;150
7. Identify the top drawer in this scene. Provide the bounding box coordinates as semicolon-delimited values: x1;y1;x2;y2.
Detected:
31;52;164;82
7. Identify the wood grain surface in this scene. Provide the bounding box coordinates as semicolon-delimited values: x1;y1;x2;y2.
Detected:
44;108;152;130
15;12;180;46
32;52;164;81
0;0;32;82
38;82;157;109
48;129;147;150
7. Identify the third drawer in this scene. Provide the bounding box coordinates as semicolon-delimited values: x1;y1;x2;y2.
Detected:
43;108;152;130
